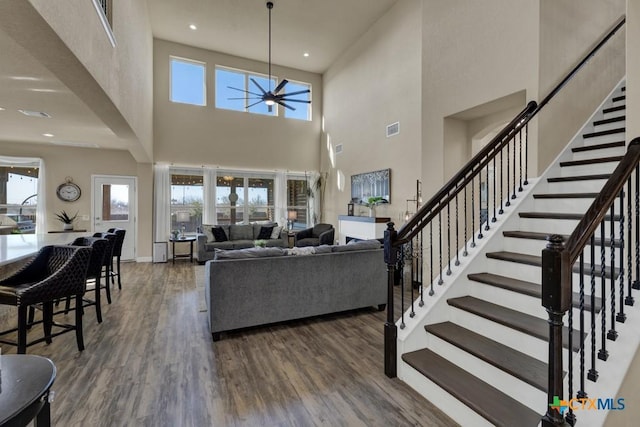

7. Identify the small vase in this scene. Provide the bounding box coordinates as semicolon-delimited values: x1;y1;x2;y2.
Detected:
63;223;74;231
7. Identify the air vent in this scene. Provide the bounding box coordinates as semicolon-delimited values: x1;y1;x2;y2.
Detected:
335;144;343;154
386;121;400;137
18;109;51;118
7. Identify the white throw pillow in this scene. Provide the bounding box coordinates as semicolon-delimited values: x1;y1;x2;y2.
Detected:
202;224;214;242
270;225;283;239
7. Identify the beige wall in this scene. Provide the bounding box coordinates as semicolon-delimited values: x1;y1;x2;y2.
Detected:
153;39;322;171
322;0;422;226
28;0;154;162
0;141;153;259
421;0;539;202
537;0;625;172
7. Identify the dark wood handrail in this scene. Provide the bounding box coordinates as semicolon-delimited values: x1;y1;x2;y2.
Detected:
564;138;640;263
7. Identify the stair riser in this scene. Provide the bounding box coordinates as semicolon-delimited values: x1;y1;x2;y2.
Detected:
532;198;596;213
502;236;620;263
425;333;547;406
582;132;626;147
518;218;621;238
400;363;495;427
545;179;608;193
602;109;625;120
485;258;604;292
592;120;626;133
571;146;626;161
468;279;546;318
559;162;619;177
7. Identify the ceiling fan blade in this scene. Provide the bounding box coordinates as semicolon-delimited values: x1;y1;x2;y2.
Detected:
276;100;296;111
278;89;310;97
227;97;262;100
227;86;263;97
246;100;265;109
278;98;311;103
250;78;267;94
273;79;288;94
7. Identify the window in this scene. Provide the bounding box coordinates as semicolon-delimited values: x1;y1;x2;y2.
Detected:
171;172;204;233
170;57;206;106
215;66;277;116
283;81;312;121
100;184;129;221
0;163;39;234
216;174;275;224
287;177;309;229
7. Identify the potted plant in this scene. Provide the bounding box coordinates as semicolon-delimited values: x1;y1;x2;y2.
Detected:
365;196;387;217
54;210;78;231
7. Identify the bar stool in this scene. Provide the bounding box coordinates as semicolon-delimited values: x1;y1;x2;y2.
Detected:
107;228;126;289
93;232;117;303
0;245;92;354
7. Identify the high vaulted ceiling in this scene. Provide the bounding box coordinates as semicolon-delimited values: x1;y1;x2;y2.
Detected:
0;0;398;157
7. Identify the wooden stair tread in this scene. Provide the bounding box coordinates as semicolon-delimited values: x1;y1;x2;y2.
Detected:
593;116;625;126
603;105;625;114
547;173;611;182
402;348;542;427
447;296;583;351
467;272;602;312
572;141;625;152
583;127;625;138
533;192;598;199
559;156;622;167
519;211;619;220
486;251;620;279
502;230;620;247
425;322;551;392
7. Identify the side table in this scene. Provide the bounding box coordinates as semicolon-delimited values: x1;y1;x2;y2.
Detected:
0;354;56;427
169;237;196;264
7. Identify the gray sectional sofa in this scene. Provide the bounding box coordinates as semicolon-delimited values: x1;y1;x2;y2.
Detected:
196;222;288;263
204;240;386;340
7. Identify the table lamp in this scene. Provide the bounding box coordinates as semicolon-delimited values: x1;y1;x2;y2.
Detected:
287;210;297;230
176;211;191;237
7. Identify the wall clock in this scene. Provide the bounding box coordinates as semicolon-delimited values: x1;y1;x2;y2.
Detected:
56;177;81;202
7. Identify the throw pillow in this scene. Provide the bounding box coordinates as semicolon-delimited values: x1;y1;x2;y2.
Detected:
257;225;274;240
211;226;228;242
270;225;283;240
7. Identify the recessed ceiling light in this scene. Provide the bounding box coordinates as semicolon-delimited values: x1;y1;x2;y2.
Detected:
10;76;40;81
43;133;54;137
0;107;5;111
18;109;51;118
29;88;58;93
189;24;197;30
50;141;100;148
303;52;310;57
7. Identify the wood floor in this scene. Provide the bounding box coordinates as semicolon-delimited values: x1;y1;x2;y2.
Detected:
0;261;457;427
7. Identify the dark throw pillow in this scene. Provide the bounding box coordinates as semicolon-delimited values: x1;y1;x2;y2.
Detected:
212;226;228;242
257;225;274;240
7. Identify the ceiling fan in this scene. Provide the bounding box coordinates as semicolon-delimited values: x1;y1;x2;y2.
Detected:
227;1;311;112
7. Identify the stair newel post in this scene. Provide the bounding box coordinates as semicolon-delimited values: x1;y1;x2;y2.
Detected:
541;234;572;427
384;222;398;378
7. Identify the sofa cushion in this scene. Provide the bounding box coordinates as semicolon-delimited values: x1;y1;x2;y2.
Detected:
206;241;235;250
202;224;215;242
270;225;283;239
229;224;254;240
257;225;274;240
332;239;382;252
214;247;285;260
212;226;229;242
314;244;333;254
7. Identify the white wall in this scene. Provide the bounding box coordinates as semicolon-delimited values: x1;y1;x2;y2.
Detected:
322;0;423;226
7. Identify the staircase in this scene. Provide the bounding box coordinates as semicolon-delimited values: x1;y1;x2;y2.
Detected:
395;84;639;426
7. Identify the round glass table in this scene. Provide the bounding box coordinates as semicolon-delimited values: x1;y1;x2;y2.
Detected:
0;354;56;427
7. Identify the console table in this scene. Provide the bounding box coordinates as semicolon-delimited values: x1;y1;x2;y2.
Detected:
0;354;56;427
338;215;391;245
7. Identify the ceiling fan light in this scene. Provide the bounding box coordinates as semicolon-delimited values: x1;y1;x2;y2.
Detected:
265;99;275;106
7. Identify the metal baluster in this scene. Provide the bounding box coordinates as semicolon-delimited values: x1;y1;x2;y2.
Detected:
455;192;460;266
566;274;575;426
524;123;529;186
608;200;618;339
598;220;608;360
618;189;627;322
471;176;476;247
492;155;497;223
635;165;640;290
484;164;490;232
409;244;415;319
446;200;452;275
627;176;635;305
463;185;469;257
499;148;504;214
429;221;435;296
588;234;599;382
578;252;587;398
506;138;511;207
478;169;484;240
512;134;517;200
438;212;444;285
518;128;523;192
399;245;405;329
419;230;425;308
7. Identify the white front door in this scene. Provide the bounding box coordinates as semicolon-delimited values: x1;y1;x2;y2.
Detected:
92;175;136;260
